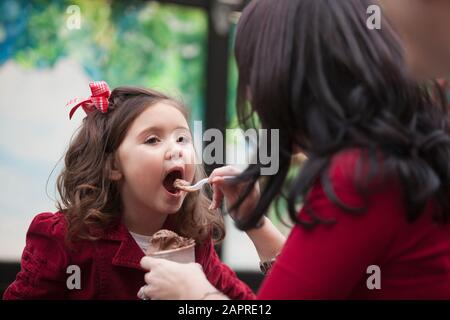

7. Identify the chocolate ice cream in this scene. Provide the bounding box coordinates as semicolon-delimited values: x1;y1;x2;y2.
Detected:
146;229;195;255
173;179;196;192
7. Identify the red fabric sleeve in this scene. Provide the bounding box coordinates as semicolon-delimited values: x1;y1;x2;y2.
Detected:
3;212;69;300
199;239;256;300
258;150;403;299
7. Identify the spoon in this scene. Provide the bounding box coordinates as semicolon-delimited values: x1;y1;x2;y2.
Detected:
174;176;235;192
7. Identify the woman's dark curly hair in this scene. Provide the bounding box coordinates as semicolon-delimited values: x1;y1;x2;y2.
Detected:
232;0;450;230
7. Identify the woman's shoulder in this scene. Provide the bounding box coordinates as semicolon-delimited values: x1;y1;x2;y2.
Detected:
306;148;405;222
329;148;369;174
327;148;391;189
305;148;403;214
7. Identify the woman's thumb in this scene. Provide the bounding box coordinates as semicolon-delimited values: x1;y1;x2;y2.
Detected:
209;182;224;210
140;256;162;271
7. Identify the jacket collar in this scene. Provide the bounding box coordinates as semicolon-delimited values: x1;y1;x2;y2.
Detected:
101;216;175;270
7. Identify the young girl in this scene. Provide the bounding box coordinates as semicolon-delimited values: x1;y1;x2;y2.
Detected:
3;81;284;300
139;0;450;300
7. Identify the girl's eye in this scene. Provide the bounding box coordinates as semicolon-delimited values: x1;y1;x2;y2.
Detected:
145;136;160;145
177;135;191;144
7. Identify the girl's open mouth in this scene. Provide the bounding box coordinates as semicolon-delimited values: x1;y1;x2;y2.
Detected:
163;169;183;195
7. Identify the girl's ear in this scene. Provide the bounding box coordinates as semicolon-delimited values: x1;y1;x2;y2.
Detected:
109;154;123;181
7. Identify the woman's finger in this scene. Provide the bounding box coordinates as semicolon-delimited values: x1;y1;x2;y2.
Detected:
142;283;155;299
137;285;150;300
209;166;241;180
144;271;152;284
137;286;144;299
140;256;163;271
209;182;223;210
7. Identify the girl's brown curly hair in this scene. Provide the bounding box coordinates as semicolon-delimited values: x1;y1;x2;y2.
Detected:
57;86;225;244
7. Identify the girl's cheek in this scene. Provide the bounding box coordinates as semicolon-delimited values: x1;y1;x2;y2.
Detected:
185;148;197;180
183;148;195;181
186;163;195;182
138;153;164;178
183;145;196;165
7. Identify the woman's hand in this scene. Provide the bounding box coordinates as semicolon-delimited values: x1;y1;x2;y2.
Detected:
209;165;260;222
138;257;226;300
209;166;285;262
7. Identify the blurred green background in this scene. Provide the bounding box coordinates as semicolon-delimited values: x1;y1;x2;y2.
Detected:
0;0;207;121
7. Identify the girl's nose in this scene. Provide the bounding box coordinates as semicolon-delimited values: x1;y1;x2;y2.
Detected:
165;145;183;161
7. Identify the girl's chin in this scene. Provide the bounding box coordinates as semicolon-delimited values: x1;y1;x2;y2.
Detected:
167;209;181;215
160;196;186;213
153;188;187;213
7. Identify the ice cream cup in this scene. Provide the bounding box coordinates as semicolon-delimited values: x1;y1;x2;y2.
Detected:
147;242;196;264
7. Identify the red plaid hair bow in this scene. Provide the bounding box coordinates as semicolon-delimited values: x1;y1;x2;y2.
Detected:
66;81;111;119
